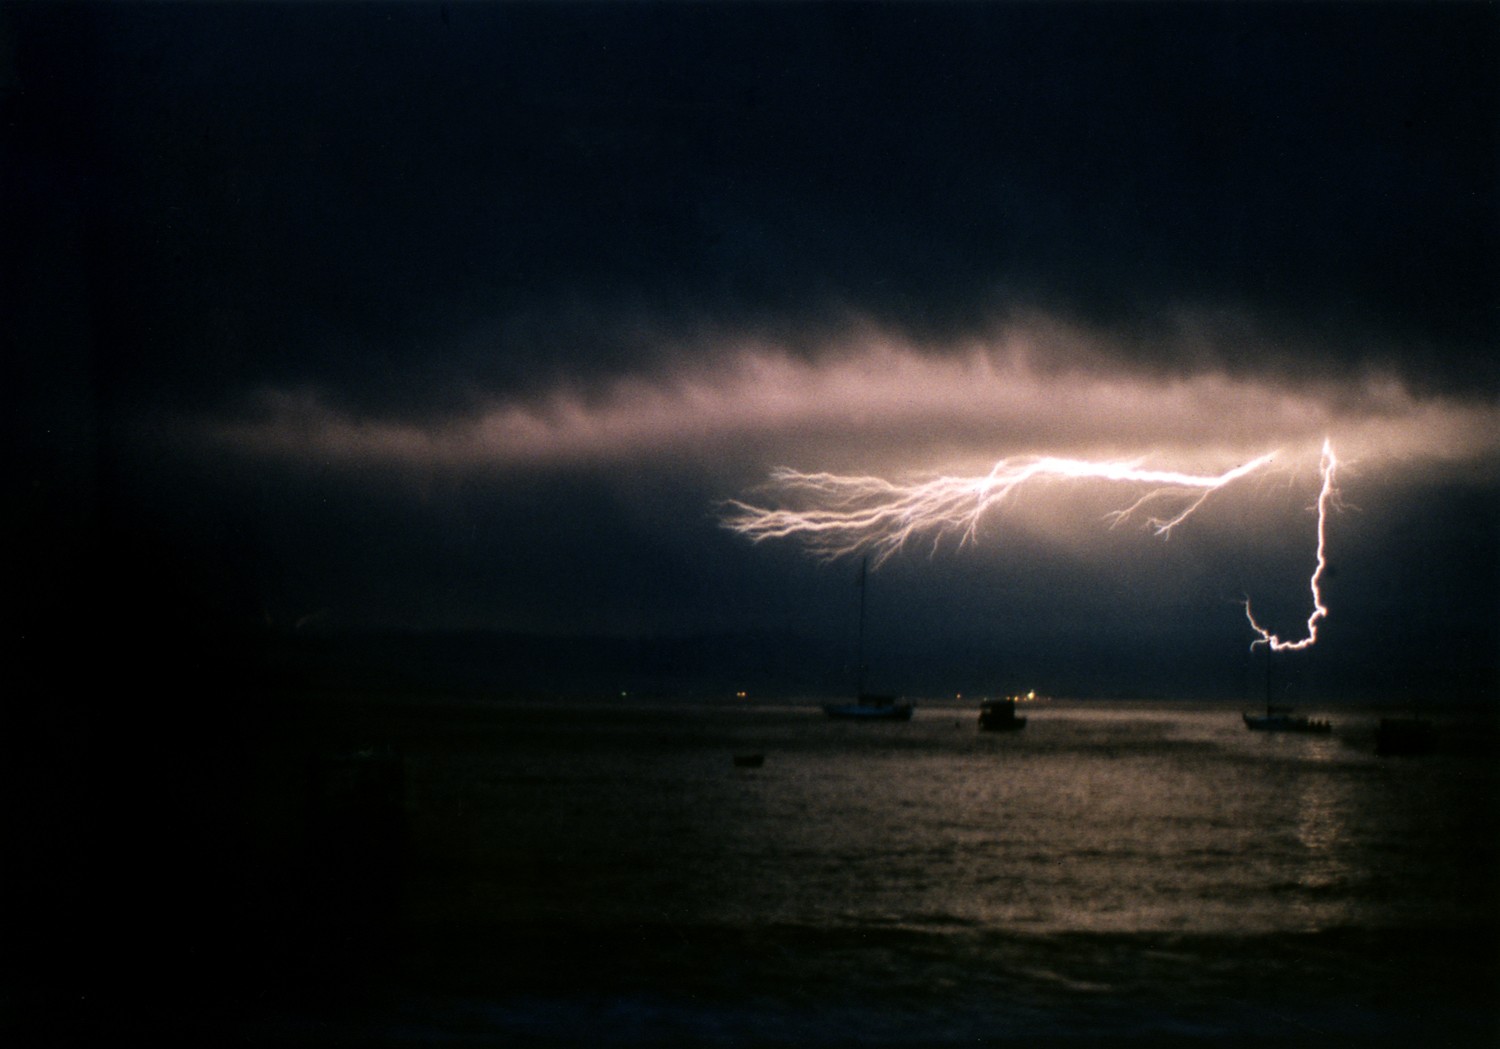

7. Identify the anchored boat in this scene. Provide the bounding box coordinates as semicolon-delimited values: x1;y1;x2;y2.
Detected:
1243;649;1330;733
1375;716;1434;756
822;558;914;722
978;696;1028;732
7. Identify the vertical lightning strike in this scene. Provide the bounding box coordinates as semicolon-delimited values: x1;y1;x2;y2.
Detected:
1244;438;1339;651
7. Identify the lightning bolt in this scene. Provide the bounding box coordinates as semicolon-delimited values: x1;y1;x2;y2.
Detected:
721;450;1279;565
1244;438;1339;651
723;440;1341;650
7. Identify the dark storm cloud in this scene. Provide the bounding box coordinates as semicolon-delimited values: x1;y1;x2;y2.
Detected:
6;2;1495;698
8;2;1497;431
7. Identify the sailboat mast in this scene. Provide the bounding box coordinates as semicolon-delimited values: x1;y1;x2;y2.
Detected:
1264;643;1273;714
856;556;868;698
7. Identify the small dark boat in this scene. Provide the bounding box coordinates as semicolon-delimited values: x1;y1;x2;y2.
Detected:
733;752;766;768
978;697;1028;732
1375;717;1434;756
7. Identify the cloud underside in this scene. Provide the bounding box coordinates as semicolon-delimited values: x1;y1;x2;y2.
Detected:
207;315;1498;482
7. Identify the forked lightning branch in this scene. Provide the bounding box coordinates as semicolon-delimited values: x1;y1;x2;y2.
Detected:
722;440;1340;651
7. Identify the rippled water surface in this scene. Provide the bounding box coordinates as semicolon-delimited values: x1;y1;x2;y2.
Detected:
261;698;1499;1046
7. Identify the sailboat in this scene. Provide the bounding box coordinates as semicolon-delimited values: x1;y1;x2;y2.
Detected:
822;558;914;721
1242;647;1330;733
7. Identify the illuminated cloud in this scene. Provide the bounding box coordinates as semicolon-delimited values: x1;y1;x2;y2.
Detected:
206;315;1500;484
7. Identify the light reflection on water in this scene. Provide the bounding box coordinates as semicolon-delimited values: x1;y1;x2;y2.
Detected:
400;700;1497;939
242;697;1500;1048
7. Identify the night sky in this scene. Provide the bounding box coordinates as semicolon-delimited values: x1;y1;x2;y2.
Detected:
7;1;1498;704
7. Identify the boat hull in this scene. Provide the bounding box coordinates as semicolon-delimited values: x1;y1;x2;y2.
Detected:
823;703;915;721
1242;713;1331;733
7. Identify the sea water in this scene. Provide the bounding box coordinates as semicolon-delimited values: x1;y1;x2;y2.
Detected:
254;698;1500;1046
